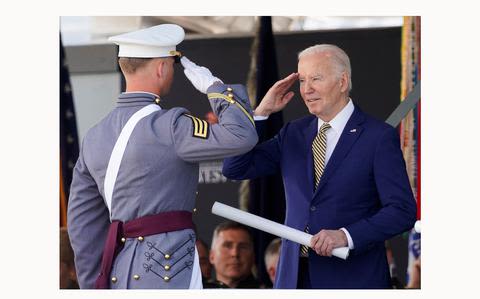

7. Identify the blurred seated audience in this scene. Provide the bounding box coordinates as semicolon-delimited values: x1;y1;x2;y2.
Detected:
405;257;421;289
196;239;213;283
385;240;404;289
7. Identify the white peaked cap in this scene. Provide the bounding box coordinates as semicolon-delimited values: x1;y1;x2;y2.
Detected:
108;24;185;58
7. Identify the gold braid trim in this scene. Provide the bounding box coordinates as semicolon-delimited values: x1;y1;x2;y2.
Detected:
207;93;255;127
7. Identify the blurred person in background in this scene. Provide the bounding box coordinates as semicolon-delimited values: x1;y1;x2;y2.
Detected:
204;221;262;288
195;239;213;282
264;238;281;286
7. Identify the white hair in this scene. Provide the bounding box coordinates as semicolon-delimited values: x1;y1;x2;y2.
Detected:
298;44;352;92
264;238;281;269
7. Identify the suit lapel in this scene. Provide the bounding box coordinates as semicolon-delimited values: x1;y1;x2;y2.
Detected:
313;106;365;197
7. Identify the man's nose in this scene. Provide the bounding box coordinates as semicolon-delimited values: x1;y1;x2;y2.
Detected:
230;246;240;257
302;80;313;94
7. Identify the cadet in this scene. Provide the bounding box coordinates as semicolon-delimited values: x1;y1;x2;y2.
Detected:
67;24;258;289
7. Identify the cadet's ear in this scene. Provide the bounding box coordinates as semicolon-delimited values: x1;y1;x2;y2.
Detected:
156;59;166;79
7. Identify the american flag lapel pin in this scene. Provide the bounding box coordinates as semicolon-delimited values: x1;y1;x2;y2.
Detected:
349;128;357;133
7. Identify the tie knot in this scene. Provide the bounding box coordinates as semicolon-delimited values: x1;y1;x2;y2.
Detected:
320;123;331;133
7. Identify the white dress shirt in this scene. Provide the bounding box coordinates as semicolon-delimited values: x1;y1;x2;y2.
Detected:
316;100;355;249
317;99;354;165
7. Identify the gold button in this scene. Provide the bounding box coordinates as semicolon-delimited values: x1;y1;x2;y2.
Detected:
164;276;170;282
120;237;126;243
133;274;140;280
227;87;233;92
164;254;170;260
227;93;233;98
155;98;161;104
164;265;170;271
111;277;117;283
137;236;144;242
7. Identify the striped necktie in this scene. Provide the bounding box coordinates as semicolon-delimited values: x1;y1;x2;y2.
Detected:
300;122;331;257
312;122;331;189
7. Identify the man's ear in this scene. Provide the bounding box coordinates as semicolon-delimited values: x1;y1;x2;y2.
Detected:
339;72;348;93
209;248;215;264
156;59;166;79
267;265;275;280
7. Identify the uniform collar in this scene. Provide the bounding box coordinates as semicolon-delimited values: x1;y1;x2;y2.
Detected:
117;92;162;108
123;91;160;98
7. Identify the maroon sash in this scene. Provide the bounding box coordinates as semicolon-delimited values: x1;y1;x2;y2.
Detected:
94;211;194;289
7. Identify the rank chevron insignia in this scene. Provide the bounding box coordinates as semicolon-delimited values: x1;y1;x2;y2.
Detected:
184;114;209;139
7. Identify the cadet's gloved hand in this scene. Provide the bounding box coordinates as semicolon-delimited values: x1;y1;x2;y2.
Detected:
181;56;223;94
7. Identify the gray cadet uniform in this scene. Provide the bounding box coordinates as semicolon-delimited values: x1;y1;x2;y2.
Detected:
67;83;257;289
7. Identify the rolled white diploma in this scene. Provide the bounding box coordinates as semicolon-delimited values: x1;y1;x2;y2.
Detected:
212;201;349;260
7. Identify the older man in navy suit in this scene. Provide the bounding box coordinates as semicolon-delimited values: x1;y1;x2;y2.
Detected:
222;44;417;289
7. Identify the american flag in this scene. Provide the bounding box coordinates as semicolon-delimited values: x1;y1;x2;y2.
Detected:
60;35;79;227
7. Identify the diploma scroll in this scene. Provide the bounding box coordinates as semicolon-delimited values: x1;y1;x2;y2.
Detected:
212;201;349;260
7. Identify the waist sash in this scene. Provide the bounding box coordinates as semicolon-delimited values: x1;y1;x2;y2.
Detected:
94;210;194;289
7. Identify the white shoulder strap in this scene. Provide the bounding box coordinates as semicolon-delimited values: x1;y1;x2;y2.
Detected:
104;104;161;220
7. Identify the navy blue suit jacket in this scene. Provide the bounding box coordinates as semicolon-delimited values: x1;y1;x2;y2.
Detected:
222;105;417;288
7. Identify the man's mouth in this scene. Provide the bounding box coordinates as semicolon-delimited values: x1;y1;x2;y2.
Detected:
306;98;320;103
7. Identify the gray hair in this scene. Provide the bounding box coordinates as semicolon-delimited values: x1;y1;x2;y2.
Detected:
210;221;253;249
264;238;281;268
298;44;352;92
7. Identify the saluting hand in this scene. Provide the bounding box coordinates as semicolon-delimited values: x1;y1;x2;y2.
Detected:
310;229;348;257
181;56;223;94
254;73;299;117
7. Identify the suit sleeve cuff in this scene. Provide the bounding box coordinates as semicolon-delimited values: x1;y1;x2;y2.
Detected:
340;227;355;249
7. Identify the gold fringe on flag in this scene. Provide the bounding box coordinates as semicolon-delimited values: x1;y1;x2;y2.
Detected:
402;16;422;289
400;16;420;200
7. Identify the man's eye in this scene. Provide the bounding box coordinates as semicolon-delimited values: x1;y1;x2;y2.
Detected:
239;244;251;251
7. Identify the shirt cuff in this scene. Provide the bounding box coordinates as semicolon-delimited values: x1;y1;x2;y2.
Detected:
340;227;355;249
253;115;269;121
